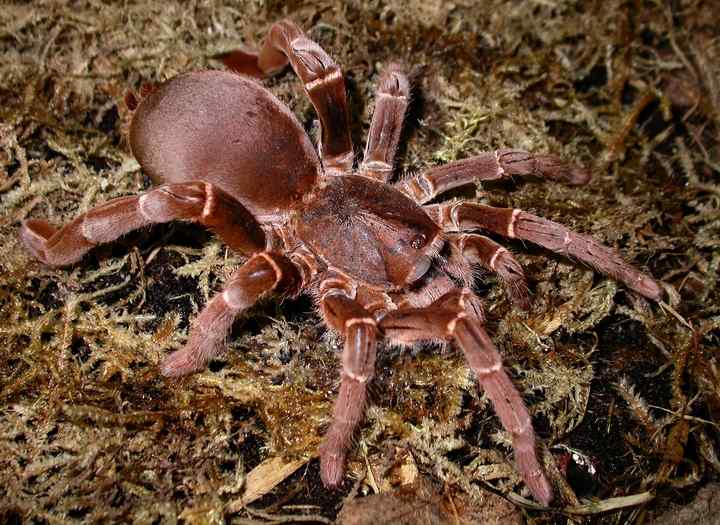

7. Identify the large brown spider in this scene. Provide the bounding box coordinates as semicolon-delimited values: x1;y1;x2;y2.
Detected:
20;20;662;504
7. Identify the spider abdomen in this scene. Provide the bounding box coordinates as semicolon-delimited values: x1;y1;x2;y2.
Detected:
129;70;320;221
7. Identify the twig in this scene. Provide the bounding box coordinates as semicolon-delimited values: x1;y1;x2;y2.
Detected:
563;492;654;515
507;491;654;515
241;506;333;524
648;404;720;430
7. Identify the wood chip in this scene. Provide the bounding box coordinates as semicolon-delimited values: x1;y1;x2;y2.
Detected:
228;456;309;511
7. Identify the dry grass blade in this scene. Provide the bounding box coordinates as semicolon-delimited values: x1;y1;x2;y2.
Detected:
564;492;655;515
229;456;310;510
508;491;654;516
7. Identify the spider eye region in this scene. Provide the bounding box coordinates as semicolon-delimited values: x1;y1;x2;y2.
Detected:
411;233;427;249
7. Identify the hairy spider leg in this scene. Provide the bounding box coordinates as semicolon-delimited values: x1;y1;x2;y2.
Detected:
435;201;663;300
20;181;266;267
446;232;530;309
379;289;553;505
361;63;410;182
220;20;353;174
318;283;378;488
161;252;302;377
399;149;591;203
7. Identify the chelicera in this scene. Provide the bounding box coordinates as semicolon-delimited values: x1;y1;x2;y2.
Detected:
20;20;662;504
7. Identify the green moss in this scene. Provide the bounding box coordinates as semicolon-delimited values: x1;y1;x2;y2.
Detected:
1;1;719;523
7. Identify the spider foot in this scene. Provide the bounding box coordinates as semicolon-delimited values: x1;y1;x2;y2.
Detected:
516;447;554;506
159;305;235;379
125;83;162;111
492;248;531;310
160;346;207;378
20;219;56;265
498;150;592;186
319;443;346;489
160;297;237;378
216;48;267;78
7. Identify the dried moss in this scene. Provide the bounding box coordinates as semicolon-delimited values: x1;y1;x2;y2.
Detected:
1;0;719;523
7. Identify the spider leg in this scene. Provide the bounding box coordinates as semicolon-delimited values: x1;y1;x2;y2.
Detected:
360;63;410;182
432;201;662;300
318;283;378;488
219;20;353;174
20;181;266;266
379;289;553;505
161;252;302;377
448;233;530;309
399;149;591;203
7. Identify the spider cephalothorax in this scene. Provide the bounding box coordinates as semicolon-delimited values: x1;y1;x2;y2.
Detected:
20;20;662;505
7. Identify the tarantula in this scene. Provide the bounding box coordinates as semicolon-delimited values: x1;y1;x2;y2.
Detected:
20;20;662;504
